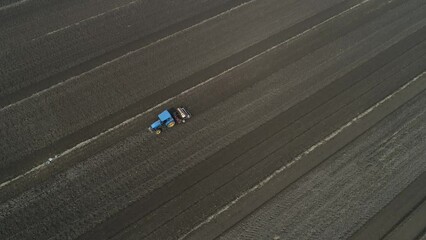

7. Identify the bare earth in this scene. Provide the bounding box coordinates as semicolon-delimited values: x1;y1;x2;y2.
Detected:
0;0;425;239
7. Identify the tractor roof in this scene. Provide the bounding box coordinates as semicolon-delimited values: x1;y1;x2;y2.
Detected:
158;110;172;121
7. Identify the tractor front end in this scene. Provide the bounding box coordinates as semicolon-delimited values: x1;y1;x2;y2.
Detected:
148;120;163;135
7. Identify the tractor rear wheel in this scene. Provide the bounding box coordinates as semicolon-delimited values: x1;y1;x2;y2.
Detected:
167;121;175;128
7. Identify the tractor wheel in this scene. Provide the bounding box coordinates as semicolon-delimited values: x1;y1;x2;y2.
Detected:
155;129;162;135
167;121;175;128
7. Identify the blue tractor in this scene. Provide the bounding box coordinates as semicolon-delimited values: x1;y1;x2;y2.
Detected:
148;107;191;134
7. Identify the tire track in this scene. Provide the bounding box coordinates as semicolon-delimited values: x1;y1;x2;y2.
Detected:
350;172;426;240
0;0;254;105
0;0;367;184
3;7;415;237
87;18;426;240
182;72;426;240
145;46;426;240
220;92;426;240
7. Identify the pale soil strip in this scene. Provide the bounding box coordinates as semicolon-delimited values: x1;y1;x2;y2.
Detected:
30;0;140;41
178;71;426;240
1;0;257;111
0;0;29;12
0;0;368;189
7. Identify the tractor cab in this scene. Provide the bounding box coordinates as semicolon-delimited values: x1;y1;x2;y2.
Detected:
149;110;175;134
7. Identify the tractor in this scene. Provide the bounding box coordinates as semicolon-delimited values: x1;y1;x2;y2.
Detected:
148;107;191;134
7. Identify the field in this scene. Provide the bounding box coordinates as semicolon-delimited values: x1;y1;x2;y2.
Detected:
0;0;425;239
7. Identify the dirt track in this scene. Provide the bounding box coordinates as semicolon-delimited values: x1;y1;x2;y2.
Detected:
0;0;425;239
